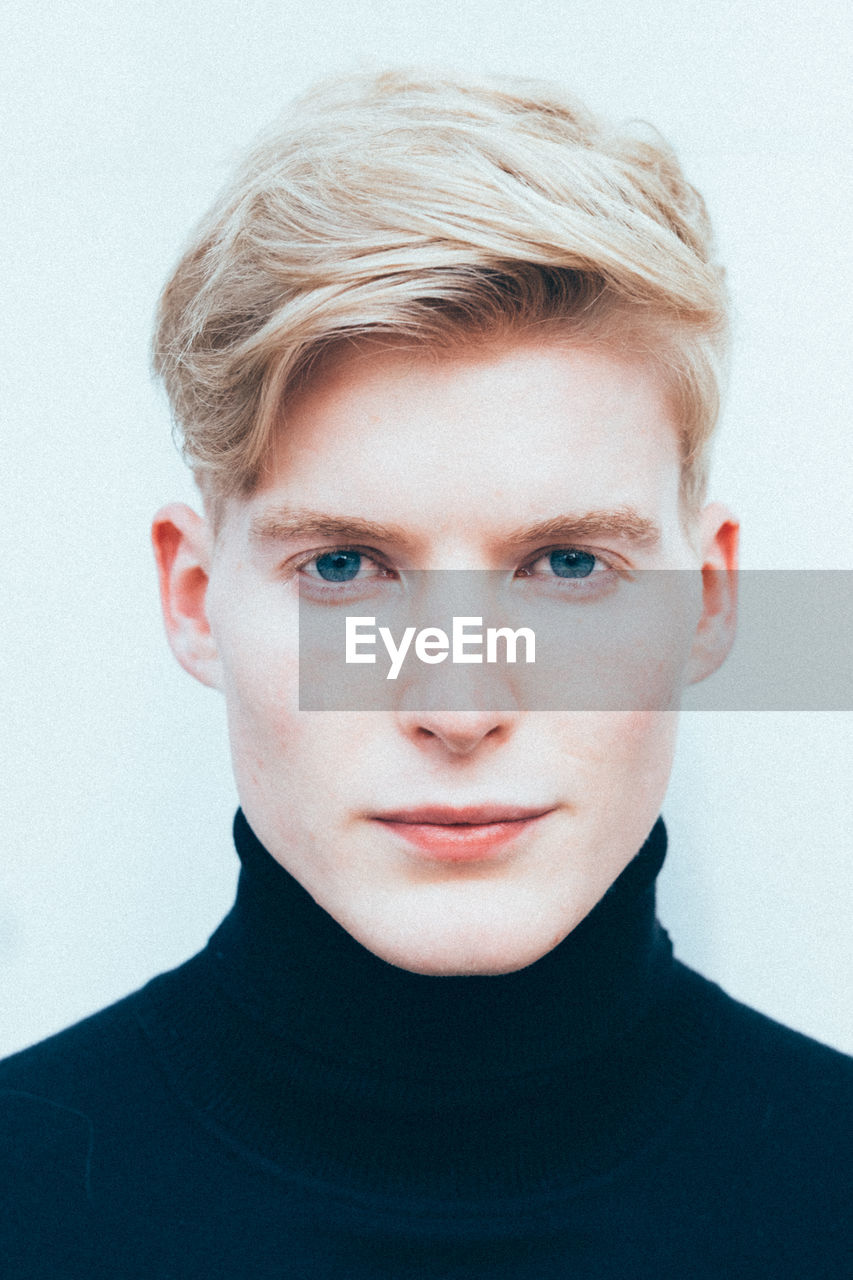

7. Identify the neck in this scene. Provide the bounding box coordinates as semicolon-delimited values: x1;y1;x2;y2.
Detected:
138;812;710;1195
212;811;673;1082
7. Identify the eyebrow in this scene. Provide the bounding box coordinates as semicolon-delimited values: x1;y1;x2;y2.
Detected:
249;509;416;548
501;508;662;551
248;505;661;551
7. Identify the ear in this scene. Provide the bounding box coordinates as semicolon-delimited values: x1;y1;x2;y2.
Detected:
684;501;739;686
151;502;222;690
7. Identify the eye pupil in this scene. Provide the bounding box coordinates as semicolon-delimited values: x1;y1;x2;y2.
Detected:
316;550;362;582
550;550;595;578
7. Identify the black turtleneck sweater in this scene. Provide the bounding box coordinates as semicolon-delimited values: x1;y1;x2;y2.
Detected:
1;813;851;1278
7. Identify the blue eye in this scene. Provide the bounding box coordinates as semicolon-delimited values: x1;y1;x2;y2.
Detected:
548;549;596;578
298;548;395;602
314;550;363;582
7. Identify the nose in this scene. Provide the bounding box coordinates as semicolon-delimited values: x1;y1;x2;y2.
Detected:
397;708;511;755
391;612;521;754
395;705;516;756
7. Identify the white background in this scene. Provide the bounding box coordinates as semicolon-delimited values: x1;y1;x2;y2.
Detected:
2;0;851;1056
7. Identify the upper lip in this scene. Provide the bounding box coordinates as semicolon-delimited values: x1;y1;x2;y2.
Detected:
372;805;555;825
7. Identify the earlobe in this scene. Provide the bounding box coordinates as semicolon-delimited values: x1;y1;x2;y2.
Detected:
684;502;740;687
151;503;222;690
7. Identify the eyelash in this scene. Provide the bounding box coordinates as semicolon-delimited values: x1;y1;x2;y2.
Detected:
515;548;615;579
293;545;622;596
290;547;395;602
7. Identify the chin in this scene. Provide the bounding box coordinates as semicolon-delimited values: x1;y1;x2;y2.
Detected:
347;907;573;977
385;949;546;978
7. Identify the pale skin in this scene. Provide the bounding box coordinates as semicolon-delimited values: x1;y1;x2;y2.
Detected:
153;336;738;976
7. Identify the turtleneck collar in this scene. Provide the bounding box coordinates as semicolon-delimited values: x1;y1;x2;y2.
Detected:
209;810;674;1086
137;811;713;1196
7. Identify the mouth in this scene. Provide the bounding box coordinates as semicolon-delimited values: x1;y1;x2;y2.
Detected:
371;805;556;862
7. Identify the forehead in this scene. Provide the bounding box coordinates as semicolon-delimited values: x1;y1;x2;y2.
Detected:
244;336;685;540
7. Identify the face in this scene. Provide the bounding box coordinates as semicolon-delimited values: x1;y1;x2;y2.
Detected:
154;337;737;975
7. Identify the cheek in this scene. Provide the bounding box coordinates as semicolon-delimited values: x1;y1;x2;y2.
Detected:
616;710;679;749
558;712;678;793
223;648;370;794
214;613;302;766
605;713;680;810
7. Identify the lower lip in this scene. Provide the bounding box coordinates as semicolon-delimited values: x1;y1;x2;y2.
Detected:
375;814;550;861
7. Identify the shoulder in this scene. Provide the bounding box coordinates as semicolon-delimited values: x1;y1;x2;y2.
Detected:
669;965;853;1248
676;962;852;1132
693;965;853;1107
0;983;148;1175
0;961;207;1274
1;974;159;1095
0;957;201;1187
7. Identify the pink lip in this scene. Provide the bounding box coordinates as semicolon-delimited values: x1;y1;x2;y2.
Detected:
372;805;555;862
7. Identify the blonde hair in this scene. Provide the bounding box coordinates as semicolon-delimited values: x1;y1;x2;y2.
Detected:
152;70;728;524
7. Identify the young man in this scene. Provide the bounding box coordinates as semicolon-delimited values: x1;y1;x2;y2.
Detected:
1;71;850;1277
